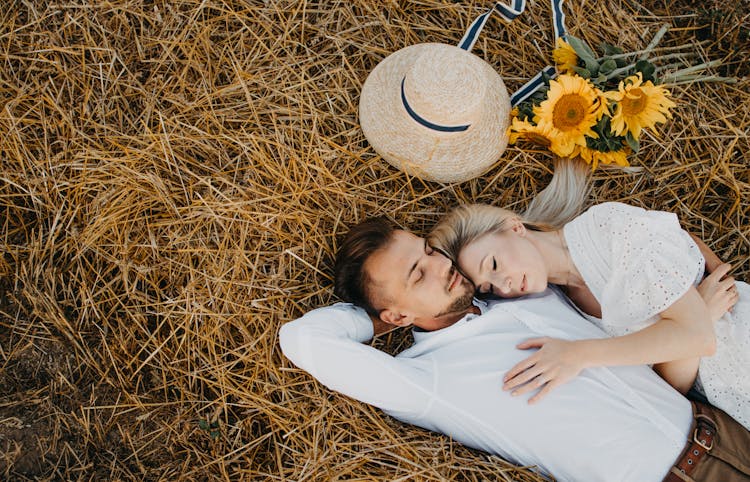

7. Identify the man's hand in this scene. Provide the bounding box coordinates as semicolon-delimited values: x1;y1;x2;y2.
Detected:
503;338;588;404
696;263;738;323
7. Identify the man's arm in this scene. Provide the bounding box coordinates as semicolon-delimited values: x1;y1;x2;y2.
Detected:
279;303;431;415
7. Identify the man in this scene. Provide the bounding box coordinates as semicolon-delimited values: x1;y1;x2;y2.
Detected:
279;218;750;481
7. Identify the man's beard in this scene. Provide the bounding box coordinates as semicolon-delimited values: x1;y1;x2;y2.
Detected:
435;279;475;318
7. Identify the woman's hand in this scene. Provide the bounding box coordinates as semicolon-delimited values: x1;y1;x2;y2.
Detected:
689;233;723;274
503;337;589;404
697;263;738;323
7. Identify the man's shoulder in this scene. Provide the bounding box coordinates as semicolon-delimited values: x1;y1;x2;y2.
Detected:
478;287;567;313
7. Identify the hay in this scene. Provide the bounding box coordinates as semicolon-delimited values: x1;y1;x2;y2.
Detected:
0;0;748;480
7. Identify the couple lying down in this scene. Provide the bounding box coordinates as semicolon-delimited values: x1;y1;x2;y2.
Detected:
280;163;750;481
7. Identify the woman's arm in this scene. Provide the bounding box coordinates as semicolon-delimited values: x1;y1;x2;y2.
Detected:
650;240;737;391
652;359;700;394
503;286;716;402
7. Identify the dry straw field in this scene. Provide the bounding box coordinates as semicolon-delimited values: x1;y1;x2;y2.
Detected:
1;0;748;480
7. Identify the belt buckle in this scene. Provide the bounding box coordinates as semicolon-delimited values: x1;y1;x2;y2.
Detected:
693;427;714;451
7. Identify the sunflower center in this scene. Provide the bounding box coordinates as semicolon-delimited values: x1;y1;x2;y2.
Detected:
552;94;589;131
621;88;647;116
526;132;552;147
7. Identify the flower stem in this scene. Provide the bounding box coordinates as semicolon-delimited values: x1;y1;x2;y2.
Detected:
597;42;709;63
605;64;637;80
639;24;670;60
661;74;737;85
648;52;700;64
658;60;723;76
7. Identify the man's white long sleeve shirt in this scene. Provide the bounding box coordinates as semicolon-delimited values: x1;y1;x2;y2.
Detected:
280;288;692;481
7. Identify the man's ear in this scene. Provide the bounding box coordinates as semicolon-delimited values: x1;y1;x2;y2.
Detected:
379;309;413;327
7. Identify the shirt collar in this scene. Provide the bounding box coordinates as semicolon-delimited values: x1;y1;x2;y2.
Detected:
411;299;488;344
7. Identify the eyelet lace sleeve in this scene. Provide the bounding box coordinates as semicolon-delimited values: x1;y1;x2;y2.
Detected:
565;202;705;328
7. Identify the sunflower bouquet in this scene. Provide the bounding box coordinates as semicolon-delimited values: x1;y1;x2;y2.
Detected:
509;32;683;169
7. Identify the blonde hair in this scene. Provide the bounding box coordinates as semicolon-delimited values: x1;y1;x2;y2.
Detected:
430;159;590;262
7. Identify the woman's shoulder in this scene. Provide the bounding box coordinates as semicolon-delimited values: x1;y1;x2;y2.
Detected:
567;202;637;238
580;201;649;219
573;202;679;233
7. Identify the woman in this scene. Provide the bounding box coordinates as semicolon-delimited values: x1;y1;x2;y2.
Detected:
430;162;749;430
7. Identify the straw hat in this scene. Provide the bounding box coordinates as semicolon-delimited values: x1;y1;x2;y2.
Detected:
359;43;511;183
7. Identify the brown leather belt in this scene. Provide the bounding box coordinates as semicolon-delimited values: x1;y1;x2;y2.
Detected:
664;402;717;482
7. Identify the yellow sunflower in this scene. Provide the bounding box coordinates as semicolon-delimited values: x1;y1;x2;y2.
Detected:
577;145;630;170
533;74;600;156
553;38;578;74
592;89;609;121
606;73;676;138
509;118;569;157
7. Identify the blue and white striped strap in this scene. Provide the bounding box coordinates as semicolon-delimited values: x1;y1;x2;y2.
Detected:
550;0;568;40
510;65;557;106
458;0;570;106
458;0;526;51
401;77;471;132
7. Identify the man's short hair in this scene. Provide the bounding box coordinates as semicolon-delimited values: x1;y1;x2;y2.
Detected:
333;217;395;317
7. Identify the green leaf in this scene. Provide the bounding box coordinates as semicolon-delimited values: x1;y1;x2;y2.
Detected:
599;59;617;75
625;132;640;153
567;36;598;62
529;90;547;102
586;116;631;153
199;420;209;430
567;36;600;76
599;42;623;57
596;115;610;131
635;60;656;82
572;66;591;79
515;100;536;122
614;56;629;68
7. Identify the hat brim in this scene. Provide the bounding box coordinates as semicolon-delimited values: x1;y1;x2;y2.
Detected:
359;43;510;183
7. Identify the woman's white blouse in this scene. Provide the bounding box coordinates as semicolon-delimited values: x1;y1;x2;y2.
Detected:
564;201;704;336
564;201;750;430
